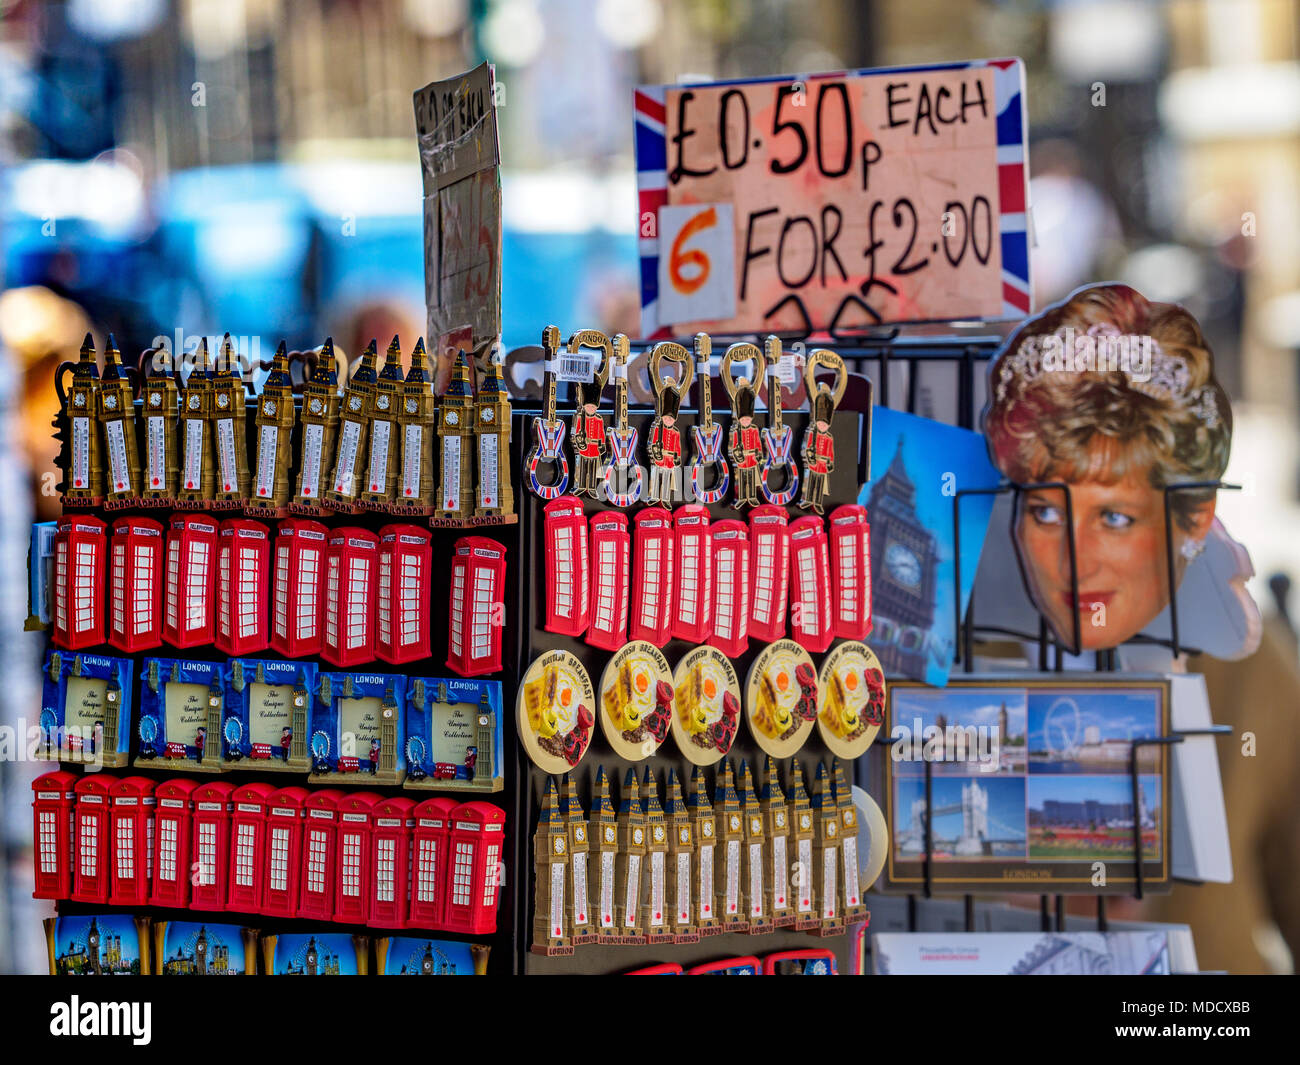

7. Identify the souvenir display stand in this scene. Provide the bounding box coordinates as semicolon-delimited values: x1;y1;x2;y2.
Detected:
509;360;873;975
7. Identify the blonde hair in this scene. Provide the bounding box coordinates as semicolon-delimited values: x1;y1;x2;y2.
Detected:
983;284;1231;528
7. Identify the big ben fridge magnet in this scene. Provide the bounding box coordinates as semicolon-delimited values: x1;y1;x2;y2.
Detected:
403;676;504;793
308;671;407;785
39;651;133;768
155;921;257;975
136;657;225;772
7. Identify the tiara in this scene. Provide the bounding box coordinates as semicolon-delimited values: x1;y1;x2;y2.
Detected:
994;322;1221;429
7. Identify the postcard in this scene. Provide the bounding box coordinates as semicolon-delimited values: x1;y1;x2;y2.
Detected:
873;931;1172;974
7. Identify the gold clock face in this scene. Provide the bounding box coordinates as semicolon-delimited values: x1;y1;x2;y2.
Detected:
604;826;615;843
575;826;585;842
633;828;644;845
828;821;838;838
729;814;741;831
800;814;811;830
679;827;690;844
750;816;761;834
776;811;786;828
702;821;713;838
653;825;665;843
217;393;229;409
553;836;565;854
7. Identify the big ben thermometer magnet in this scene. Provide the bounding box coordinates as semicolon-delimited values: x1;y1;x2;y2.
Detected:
744;639;817;759
598;641;673;761
518;650;595;773
816;641;885;760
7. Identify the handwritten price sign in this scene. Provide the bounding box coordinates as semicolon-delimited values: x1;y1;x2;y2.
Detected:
635;59;1030;337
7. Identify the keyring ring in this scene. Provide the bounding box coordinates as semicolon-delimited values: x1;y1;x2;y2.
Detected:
567;328;613;390
804;348;847;408
649;340;695;398
720;341;766;399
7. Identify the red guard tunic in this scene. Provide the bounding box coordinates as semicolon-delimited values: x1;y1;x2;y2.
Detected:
807;433;834;475
735;425;761;468
650;424;681;468
577;416;606;459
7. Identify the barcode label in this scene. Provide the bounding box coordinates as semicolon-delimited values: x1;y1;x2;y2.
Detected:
557;353;595;383
105;419;131;494
441;435;461;512
183;418;204;490
401;424;422;499
368;420;391;494
146;416;166;491
71;416;90;490
332;420;362;496
255;424;277;498
478;432;499;509
216;418;238;493
298;423;323;499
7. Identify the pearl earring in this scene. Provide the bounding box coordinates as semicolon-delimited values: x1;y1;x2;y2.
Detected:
1180;537;1206;562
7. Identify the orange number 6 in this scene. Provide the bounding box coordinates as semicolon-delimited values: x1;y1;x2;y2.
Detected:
669;206;716;295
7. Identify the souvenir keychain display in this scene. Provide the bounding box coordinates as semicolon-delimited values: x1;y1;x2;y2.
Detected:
518;650;595;773
598;640;673;760
816;641;885;760
744;639;818;759
645;341;693;506
524;325;569;499
688;332;729;504
759;335;799;506
670;644;741;766
602;333;643;506
567;329;612;499
722;340;765;511
799;348;847;514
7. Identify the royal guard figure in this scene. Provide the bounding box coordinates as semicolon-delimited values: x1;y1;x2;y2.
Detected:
723;342;766;511
799;350;847;514
646;342;693;505
568;330;611;498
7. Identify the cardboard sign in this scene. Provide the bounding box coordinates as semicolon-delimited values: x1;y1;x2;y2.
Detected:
414;62;502;391
635;59;1030;336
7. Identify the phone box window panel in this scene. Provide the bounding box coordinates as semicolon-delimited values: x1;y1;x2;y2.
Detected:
444;801;505;935
150;777;198;907
376;525;432;666
108;518;164;653
830;504;872;640
747;505;789;642
410;796;458;930
162;515;219;649
191;780;234;912
371;795;416;928
447;536;506;677
227;782;276;913
263;786;310;919
271;519;328;658
109;776;156;908
215;519;270;656
300;788;345;922
32;770;79;900
672;505;713;643
630;506;674;646
587;512;630;652
52;515;107;651
334;791;382;925
322;528;379;667
544;496;590;638
709;520;751;658
71;774;117;905
789;516;834;654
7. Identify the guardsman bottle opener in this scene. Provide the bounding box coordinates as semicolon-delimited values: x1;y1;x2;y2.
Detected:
689;332;729;504
326;338;377;510
140;341;179;504
567;329;612;499
362;335;404;508
292;337;340;513
759;335;799;505
602;333;643;506
211;333;251;507
99;334;141;507
176;337;214;506
248;341;296;515
524;324;569;499
57;333;104;505
646;341;694;506
799;348;847;514
722;341;766;511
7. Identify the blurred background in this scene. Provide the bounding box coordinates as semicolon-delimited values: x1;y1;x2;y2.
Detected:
1;0;1298;973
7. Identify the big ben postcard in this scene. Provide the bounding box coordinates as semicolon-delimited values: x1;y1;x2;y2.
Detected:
860;406;1000;687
